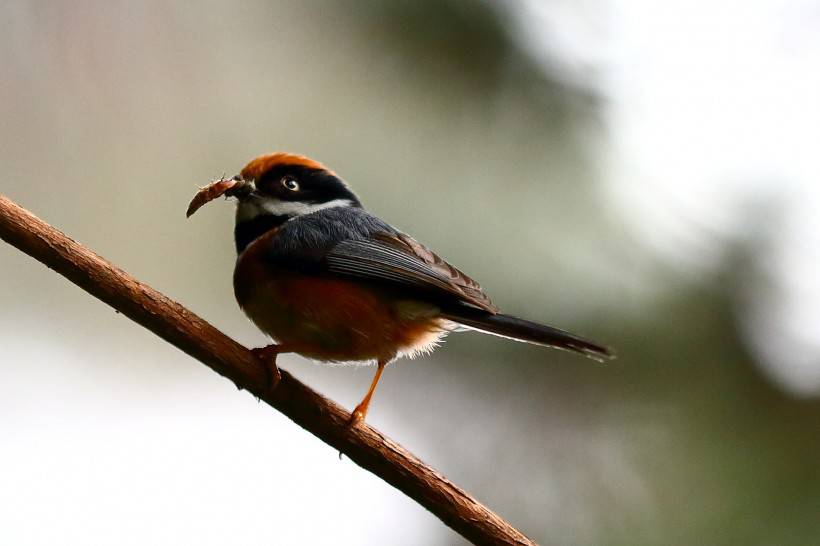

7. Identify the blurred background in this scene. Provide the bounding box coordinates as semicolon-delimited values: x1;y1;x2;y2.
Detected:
2;1;819;544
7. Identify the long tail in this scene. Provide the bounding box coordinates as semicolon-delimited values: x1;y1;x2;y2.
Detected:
442;307;614;362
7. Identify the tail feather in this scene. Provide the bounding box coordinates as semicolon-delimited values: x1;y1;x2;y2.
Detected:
442;308;613;362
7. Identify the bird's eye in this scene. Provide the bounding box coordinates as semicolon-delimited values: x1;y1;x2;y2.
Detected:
281;176;300;192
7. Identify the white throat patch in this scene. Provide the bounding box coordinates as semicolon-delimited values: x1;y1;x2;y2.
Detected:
237;197;353;222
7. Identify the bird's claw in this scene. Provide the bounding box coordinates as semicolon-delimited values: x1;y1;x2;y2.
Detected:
251;345;282;391
346;407;366;430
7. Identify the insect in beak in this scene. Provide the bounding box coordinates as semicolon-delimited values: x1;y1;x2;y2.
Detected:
186;176;255;217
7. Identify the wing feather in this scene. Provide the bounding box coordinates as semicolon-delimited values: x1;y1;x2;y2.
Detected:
326;232;498;313
262;207;497;313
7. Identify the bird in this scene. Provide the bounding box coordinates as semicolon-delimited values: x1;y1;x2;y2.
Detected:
188;152;612;425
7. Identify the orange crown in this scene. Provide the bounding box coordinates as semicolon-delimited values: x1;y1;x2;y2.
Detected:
240;152;333;181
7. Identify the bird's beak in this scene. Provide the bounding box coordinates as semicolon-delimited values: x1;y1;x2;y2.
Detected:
231;175;256;201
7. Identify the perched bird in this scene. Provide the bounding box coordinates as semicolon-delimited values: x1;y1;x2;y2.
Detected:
188;152;612;425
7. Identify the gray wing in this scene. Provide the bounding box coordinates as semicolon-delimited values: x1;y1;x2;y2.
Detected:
266;207;498;313
326;231;498;313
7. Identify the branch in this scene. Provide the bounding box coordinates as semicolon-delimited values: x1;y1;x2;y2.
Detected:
0;195;536;546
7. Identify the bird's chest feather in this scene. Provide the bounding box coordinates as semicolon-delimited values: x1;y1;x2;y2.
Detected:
233;231;444;362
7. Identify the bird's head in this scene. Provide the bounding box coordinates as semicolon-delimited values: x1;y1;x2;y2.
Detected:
235;152;362;222
231;153;361;252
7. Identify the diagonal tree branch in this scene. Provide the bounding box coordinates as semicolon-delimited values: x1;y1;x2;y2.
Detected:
0;195;536;546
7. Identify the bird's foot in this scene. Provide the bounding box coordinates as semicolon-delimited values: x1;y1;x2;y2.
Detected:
250;344;282;391
345;359;386;429
346;404;368;430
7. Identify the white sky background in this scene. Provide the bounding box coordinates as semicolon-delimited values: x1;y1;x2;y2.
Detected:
514;0;820;395
0;330;443;546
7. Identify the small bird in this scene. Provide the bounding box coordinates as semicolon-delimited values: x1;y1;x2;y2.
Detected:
188;152;612;425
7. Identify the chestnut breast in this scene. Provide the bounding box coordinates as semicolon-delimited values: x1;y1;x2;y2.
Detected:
234;229;446;362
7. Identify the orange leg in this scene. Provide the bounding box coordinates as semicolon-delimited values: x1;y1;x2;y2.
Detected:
348;359;388;427
250;344;290;390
